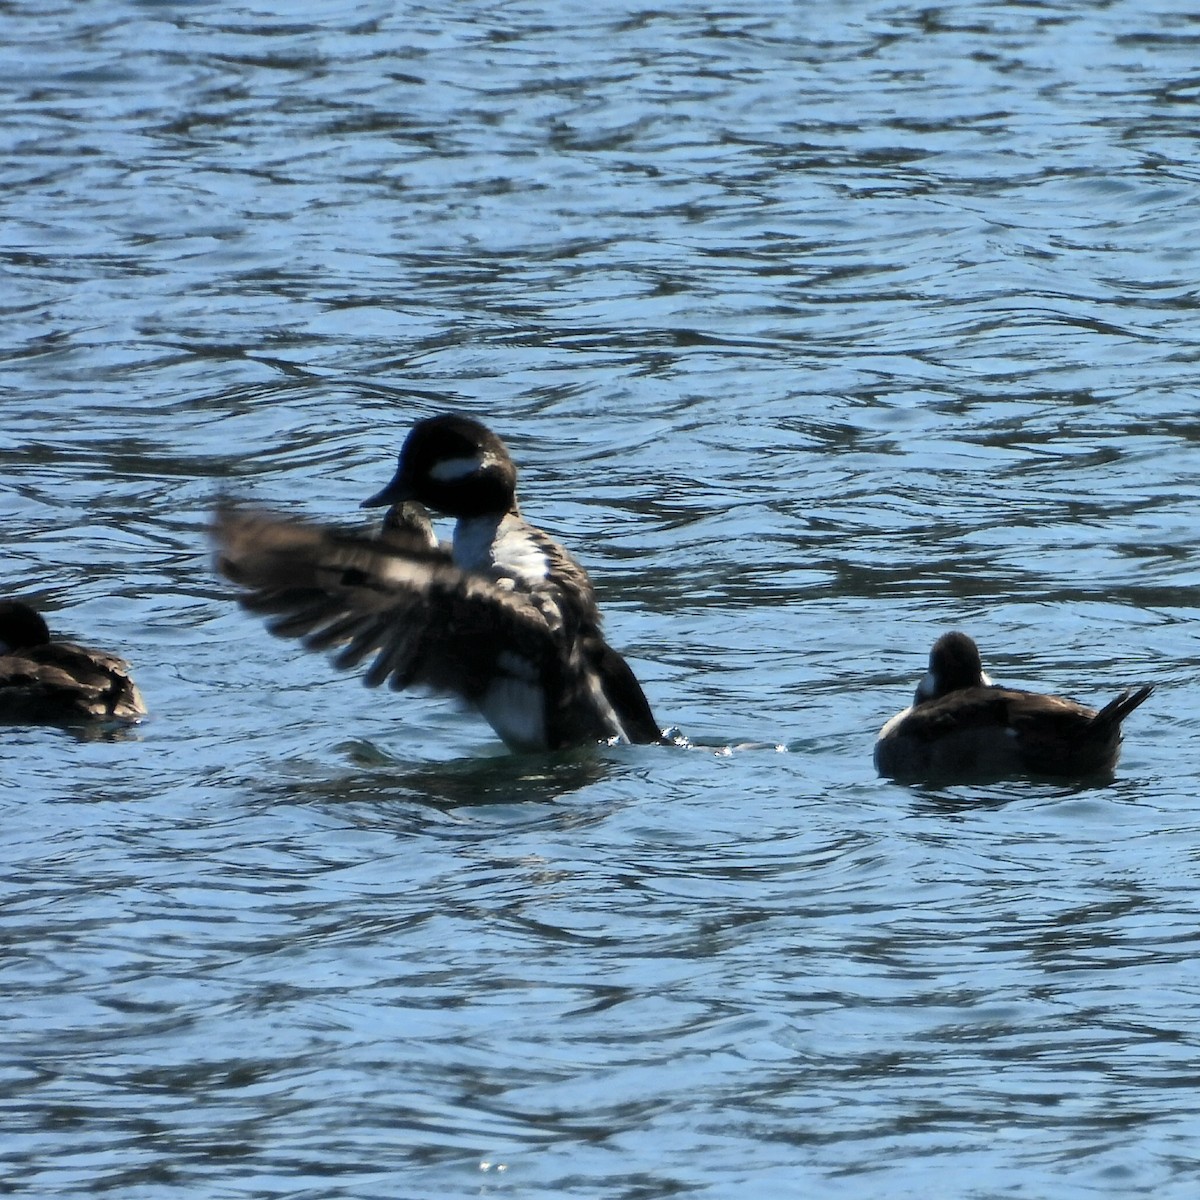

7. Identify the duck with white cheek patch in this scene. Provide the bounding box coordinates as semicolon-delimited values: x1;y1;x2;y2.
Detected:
213;414;664;754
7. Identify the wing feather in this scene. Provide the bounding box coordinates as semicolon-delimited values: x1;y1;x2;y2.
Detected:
212;504;559;703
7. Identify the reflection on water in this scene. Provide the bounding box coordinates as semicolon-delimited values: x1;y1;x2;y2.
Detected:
3;0;1200;1196
272;741;627;810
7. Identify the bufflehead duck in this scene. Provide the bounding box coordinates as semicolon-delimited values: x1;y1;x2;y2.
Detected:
213;414;662;752
875;630;1152;782
0;599;147;723
376;499;443;555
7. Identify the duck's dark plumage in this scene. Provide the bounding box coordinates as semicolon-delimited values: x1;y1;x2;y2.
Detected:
213;414;662;752
875;631;1152;782
0;600;147;724
377;500;444;556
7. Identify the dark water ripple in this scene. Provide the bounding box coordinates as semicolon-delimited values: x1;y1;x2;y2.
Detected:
4;0;1200;1196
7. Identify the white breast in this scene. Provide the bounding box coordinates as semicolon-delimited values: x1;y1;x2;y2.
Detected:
877;706;913;742
477;655;547;751
455;514;552;591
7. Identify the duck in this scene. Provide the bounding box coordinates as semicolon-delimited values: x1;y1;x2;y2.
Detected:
213;413;663;753
376;499;443;555
0;599;148;723
874;630;1152;782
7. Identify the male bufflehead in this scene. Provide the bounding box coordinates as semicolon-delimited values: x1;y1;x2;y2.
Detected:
875;630;1152;781
0;599;147;723
214;414;662;753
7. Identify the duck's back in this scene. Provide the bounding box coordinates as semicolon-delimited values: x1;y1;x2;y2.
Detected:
0;642;147;722
875;685;1127;781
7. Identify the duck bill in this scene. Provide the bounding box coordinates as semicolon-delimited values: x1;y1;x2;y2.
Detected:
361;470;413;509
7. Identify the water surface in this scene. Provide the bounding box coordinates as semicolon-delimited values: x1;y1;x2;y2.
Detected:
3;1;1200;1196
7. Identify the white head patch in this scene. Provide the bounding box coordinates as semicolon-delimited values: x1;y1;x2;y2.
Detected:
430;453;486;483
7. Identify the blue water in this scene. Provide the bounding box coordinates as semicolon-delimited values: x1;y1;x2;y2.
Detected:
4;1;1200;1196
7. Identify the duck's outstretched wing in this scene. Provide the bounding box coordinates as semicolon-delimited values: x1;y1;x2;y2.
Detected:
212;504;559;703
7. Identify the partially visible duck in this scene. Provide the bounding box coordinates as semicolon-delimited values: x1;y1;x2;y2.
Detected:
376;499;444;556
213;413;663;753
875;630;1152;782
0;600;147;723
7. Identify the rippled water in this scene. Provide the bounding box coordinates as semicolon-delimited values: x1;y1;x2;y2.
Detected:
4;0;1200;1195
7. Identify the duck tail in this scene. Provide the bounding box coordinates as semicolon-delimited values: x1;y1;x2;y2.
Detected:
1091;684;1153;736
